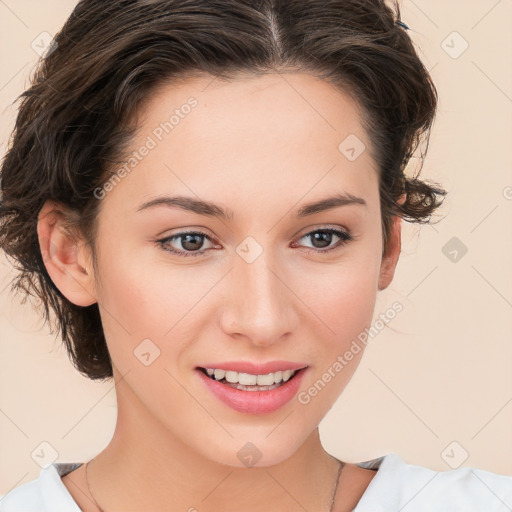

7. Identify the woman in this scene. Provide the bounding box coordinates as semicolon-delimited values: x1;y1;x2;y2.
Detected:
0;0;510;511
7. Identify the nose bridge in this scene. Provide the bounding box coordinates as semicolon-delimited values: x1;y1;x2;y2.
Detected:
221;243;296;345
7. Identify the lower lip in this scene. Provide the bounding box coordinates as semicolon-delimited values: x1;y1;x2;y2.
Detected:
196;368;307;414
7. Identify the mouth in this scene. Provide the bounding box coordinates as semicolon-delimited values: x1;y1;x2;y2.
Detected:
195;365;309;414
197;366;303;392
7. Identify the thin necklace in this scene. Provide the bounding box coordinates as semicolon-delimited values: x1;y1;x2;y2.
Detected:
85;459;105;512
328;458;345;512
85;457;345;512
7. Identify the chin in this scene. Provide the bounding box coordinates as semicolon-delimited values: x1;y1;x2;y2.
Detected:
194;430;309;469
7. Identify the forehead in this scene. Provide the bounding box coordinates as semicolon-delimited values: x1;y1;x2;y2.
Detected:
101;71;379;218
139;71;369;154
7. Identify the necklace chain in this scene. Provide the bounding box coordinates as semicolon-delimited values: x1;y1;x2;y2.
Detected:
328;458;344;512
85;459;105;512
85;457;344;512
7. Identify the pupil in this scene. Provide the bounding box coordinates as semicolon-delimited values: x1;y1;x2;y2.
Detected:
312;231;331;248
182;234;202;251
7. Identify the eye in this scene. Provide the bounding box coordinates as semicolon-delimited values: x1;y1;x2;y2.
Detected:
293;228;352;254
157;231;217;258
156;227;353;258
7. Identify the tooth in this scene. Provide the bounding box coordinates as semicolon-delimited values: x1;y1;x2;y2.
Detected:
225;370;239;383
282;370;292;382
238;372;257;385
256;373;275;386
208;368;298;385
214;369;226;380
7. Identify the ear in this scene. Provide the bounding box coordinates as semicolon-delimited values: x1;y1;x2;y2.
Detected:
378;195;405;291
37;200;97;306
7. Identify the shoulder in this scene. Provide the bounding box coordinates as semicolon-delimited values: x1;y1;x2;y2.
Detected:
0;463;82;512
352;453;512;512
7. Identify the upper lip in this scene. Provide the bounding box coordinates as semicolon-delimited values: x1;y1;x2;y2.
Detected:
197;361;308;375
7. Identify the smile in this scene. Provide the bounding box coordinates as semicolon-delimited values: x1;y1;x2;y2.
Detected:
196;366;308;413
201;367;298;390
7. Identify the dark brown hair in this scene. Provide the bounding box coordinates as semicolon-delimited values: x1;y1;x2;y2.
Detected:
0;0;446;381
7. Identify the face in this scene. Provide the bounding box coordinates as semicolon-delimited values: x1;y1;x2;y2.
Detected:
39;72;401;468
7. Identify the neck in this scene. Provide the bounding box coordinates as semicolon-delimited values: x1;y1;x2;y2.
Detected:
86;373;341;512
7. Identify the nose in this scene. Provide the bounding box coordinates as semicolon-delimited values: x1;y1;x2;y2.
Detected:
219;250;299;347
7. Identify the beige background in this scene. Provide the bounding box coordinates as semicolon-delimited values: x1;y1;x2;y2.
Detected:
1;0;511;496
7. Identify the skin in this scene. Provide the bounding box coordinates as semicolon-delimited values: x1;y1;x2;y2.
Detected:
38;71;403;511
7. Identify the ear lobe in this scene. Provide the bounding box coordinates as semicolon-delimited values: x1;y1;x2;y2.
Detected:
37;200;97;307
378;213;402;291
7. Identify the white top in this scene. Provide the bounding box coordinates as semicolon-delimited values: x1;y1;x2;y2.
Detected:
1;453;511;511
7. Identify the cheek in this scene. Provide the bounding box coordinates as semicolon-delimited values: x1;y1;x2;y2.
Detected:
306;278;377;368
293;251;381;346
95;236;188;328
93;241;217;368
291;258;380;410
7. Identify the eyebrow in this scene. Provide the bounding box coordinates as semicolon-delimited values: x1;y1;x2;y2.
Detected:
136;192;366;219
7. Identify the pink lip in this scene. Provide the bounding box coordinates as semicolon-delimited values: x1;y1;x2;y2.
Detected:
197;360;308;374
196;367;308;414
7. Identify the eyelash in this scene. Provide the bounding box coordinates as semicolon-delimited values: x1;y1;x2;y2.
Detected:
156;228;352;258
